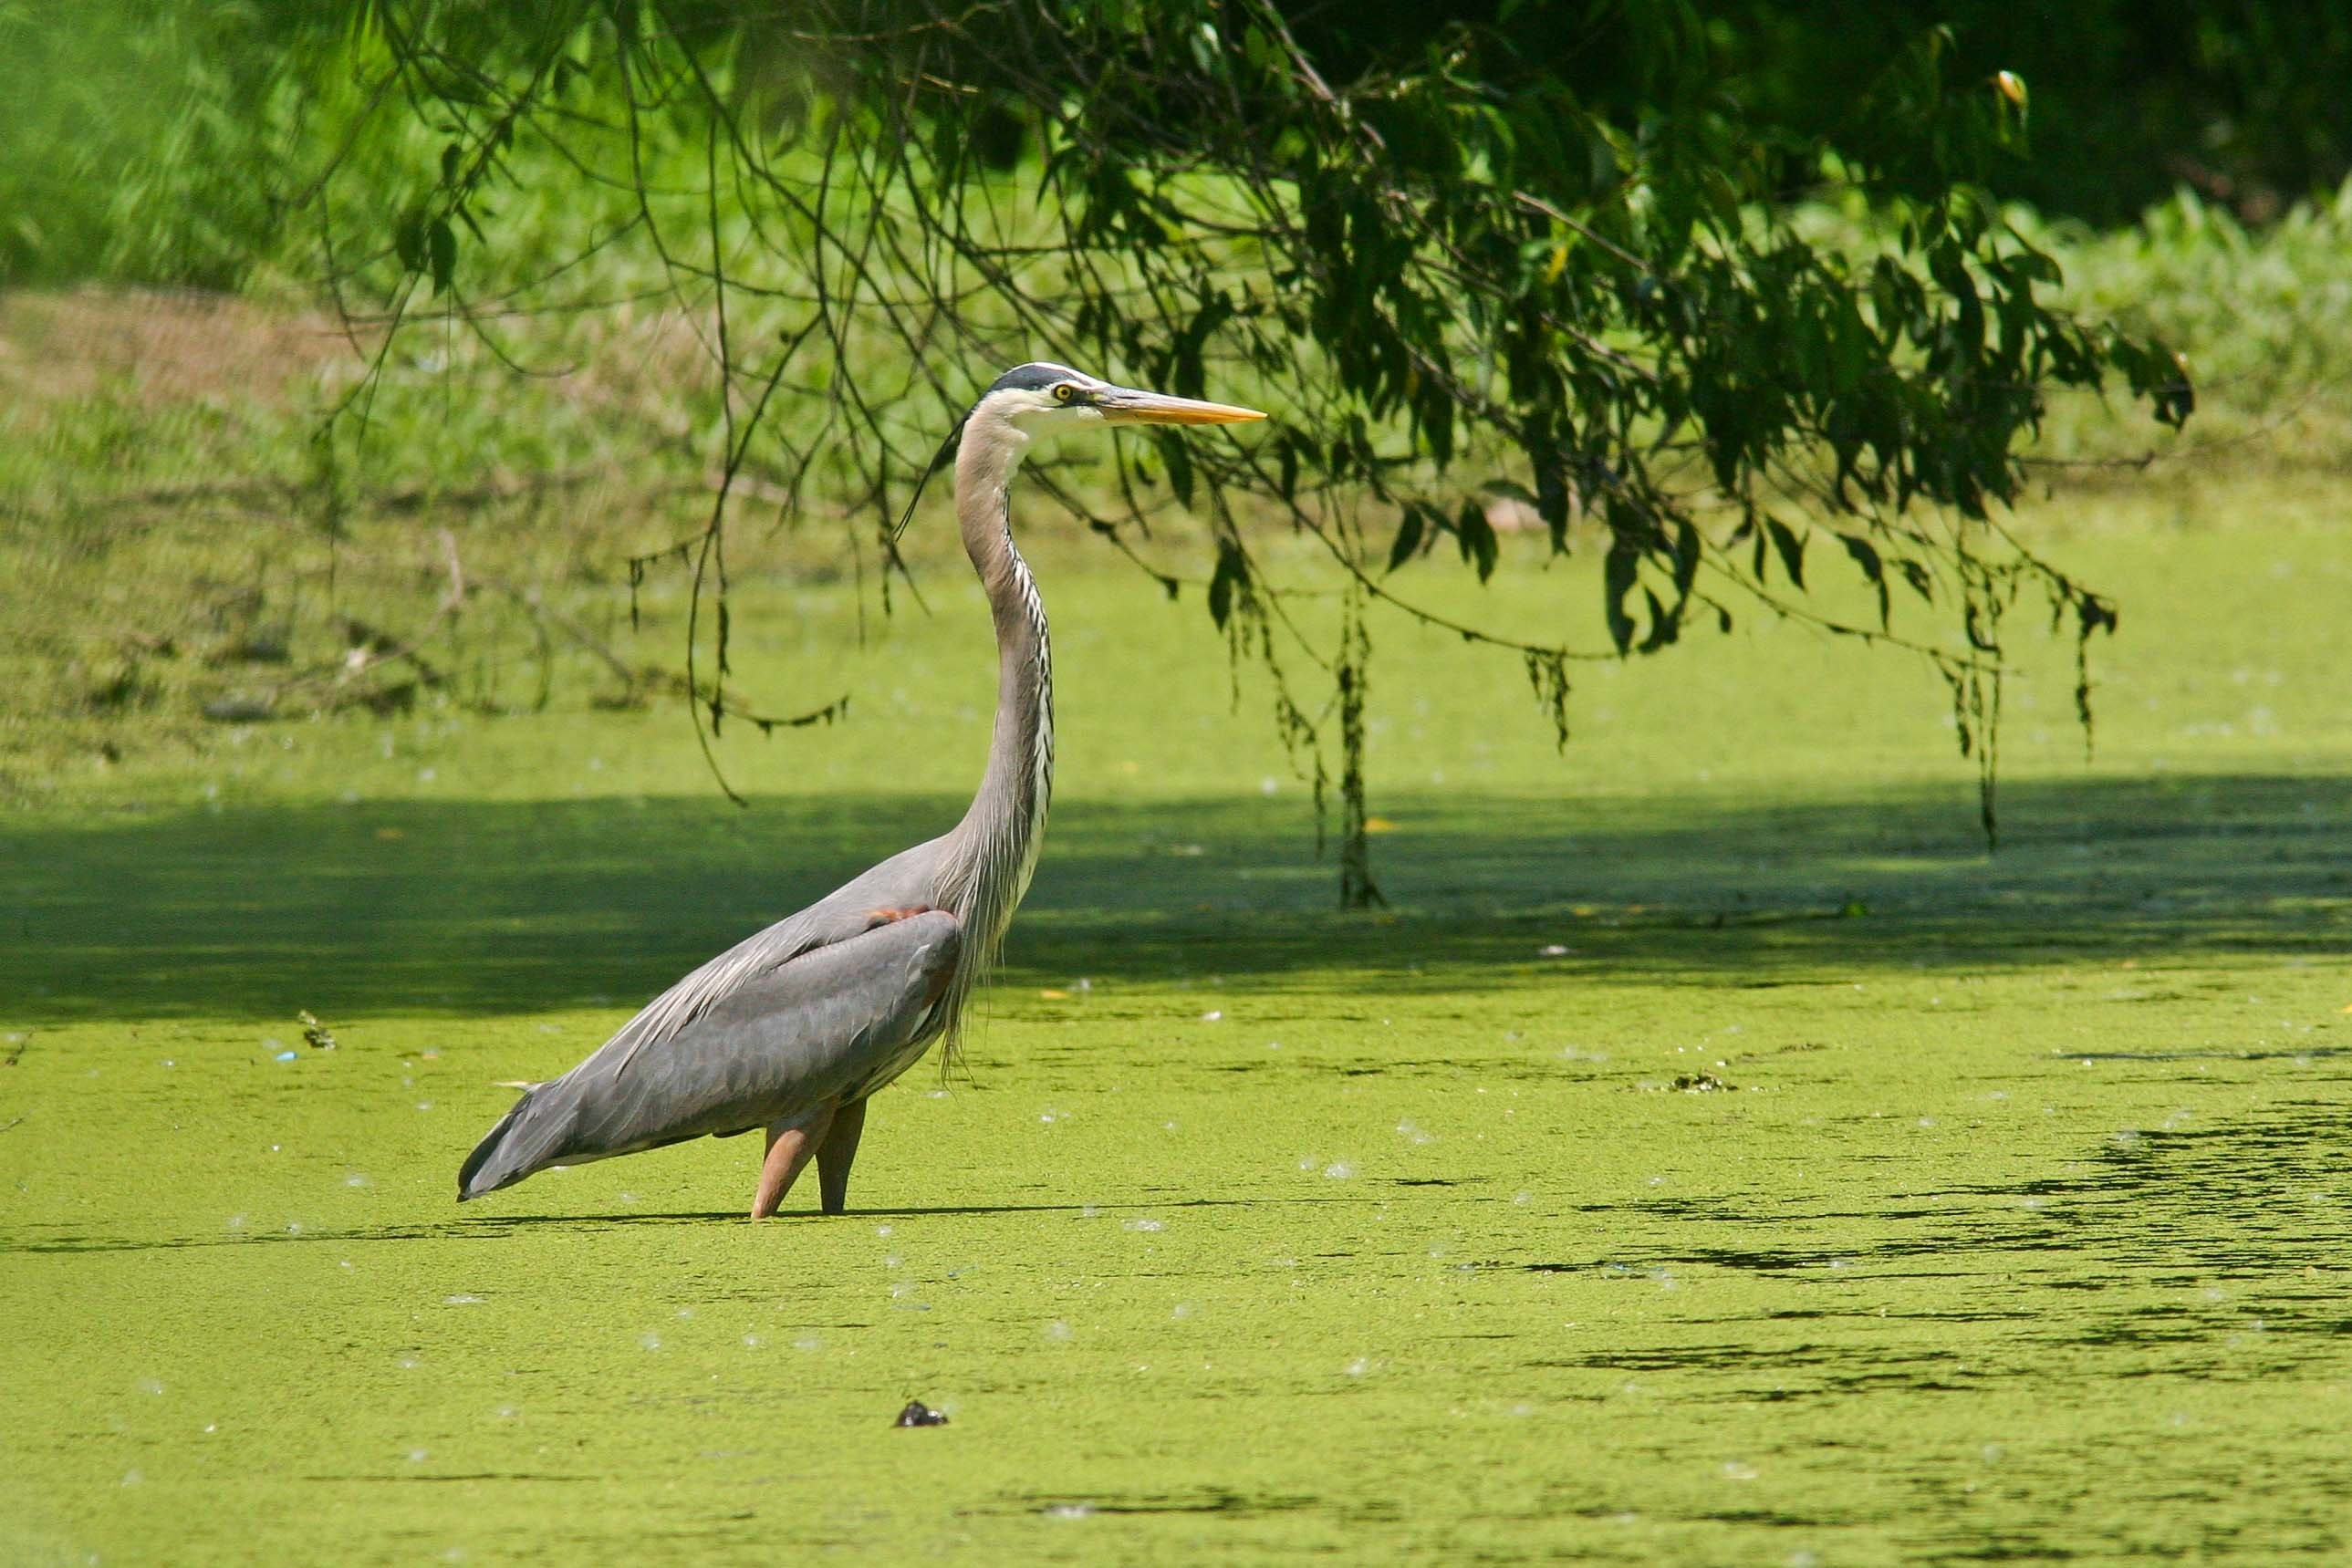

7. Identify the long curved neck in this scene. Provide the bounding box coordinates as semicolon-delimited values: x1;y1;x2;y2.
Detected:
943;406;1054;954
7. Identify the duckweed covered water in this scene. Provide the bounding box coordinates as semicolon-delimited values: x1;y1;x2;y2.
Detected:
5;505;2349;1563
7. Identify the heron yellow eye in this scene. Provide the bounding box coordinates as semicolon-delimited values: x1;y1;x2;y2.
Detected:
1052;383;1075;403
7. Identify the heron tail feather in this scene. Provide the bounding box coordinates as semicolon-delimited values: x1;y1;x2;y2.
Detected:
457;1085;571;1201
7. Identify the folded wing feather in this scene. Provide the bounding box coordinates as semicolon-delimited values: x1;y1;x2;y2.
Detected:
599;838;947;1078
458;908;962;1199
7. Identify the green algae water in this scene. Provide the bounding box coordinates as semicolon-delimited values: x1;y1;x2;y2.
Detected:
5;502;2349;1563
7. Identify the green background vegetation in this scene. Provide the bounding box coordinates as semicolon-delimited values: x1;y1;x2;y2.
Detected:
4;2;2349;1563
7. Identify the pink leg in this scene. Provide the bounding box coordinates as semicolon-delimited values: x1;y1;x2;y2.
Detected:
817;1098;869;1216
752;1105;836;1220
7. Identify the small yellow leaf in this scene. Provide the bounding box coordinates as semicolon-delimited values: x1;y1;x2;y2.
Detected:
2339;1002;2352;1014
1040;988;1070;1000
1363;816;1398;834
374;826;404;840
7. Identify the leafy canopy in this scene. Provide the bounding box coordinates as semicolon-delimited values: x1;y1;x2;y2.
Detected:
303;0;2189;895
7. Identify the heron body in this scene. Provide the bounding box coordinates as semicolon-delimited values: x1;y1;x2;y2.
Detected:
458;364;1264;1217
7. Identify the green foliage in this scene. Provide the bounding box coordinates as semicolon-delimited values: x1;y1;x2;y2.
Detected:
1389;0;2352;226
1784;171;2352;463
13;0;2289;899
0;1;318;286
256;3;2202;895
2027;181;2352;439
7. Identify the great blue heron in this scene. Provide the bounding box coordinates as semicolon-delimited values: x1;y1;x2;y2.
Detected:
458;364;1265;1217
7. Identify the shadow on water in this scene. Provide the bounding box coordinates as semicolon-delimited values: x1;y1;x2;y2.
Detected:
3;770;2347;1023
1492;1099;2352;1391
5;1193;1385;1256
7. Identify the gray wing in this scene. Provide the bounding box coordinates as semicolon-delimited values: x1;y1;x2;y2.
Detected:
597;836;948;1079
459;909;961;1199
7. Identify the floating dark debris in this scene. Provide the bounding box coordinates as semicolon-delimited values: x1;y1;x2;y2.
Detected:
1670;1072;1736;1093
893;1399;949;1428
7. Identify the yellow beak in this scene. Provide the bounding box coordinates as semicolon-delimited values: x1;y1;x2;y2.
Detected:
1094;386;1267;425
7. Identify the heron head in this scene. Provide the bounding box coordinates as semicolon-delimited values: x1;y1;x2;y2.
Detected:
982;362;1265;431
